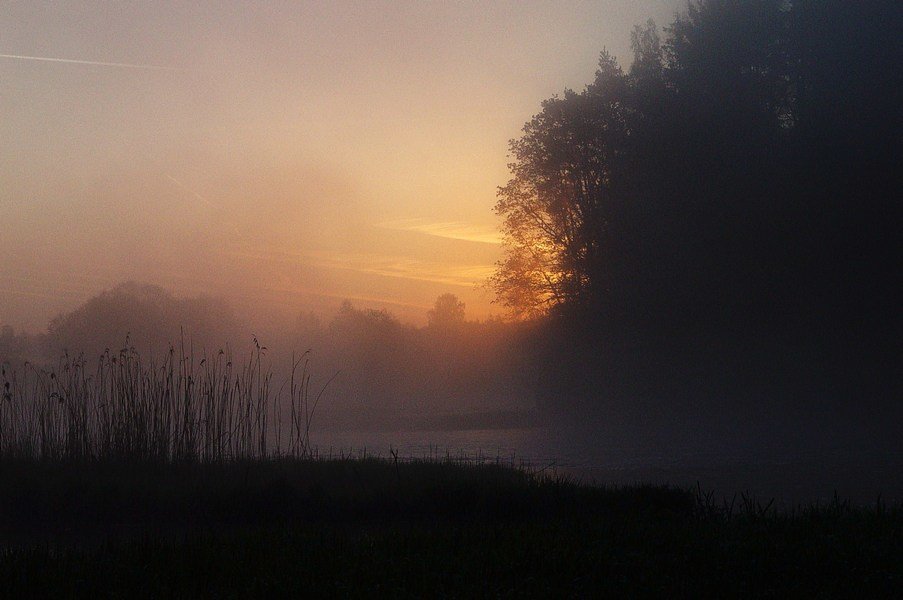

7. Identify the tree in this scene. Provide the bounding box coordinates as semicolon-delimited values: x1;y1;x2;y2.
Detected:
491;45;647;319
491;2;804;326
0;325;28;366
427;294;466;329
493;0;901;415
44;282;241;358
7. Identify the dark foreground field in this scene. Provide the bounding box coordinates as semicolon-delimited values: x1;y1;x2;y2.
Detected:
1;458;901;597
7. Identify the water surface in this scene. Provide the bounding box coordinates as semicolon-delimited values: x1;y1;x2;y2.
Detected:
314;427;903;506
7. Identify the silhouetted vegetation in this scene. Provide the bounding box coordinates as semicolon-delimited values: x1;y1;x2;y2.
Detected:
9;342;891;595
427;292;467;329
3;286;537;432
0;342;326;462
43;281;243;360
0;325;28;371
494;0;901;432
1;457;901;596
301;299;535;430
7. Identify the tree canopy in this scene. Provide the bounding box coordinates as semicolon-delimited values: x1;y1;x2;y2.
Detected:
493;0;900;409
427;294;466;329
493;0;899;335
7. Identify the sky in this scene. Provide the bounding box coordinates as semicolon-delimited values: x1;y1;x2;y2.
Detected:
1;1;681;332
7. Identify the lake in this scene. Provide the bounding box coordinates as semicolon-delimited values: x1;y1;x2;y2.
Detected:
313;426;903;507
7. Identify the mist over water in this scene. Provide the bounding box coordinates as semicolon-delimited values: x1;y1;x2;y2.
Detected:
3;277;901;507
311;426;903;507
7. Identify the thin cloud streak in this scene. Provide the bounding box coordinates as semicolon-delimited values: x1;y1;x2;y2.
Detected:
165;174;216;209
304;251;495;288
164;173;246;238
0;53;187;71
220;248;494;288
375;218;502;245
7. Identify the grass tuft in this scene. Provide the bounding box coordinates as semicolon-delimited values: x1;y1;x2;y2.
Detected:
1;343;323;463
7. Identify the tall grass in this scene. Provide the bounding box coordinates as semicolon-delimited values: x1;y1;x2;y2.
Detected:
0;339;326;463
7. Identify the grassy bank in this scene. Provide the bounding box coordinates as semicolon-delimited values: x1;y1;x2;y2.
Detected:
2;354;900;595
1;457;901;597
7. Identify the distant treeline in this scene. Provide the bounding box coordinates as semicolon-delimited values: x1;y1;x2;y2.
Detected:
1;283;536;430
285;298;536;429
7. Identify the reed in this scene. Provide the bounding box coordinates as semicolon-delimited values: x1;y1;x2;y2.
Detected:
0;340;325;463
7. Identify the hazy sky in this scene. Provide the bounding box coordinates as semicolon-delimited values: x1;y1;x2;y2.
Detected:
1;1;681;331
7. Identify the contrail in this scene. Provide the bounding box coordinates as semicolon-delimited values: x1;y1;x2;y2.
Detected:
0;53;184;71
164;173;244;238
165;174;216;209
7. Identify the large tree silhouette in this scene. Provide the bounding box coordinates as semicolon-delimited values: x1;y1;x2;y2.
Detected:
495;0;901;414
492;51;633;318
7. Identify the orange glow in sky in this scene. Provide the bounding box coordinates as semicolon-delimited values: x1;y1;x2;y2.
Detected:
1;1;680;331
